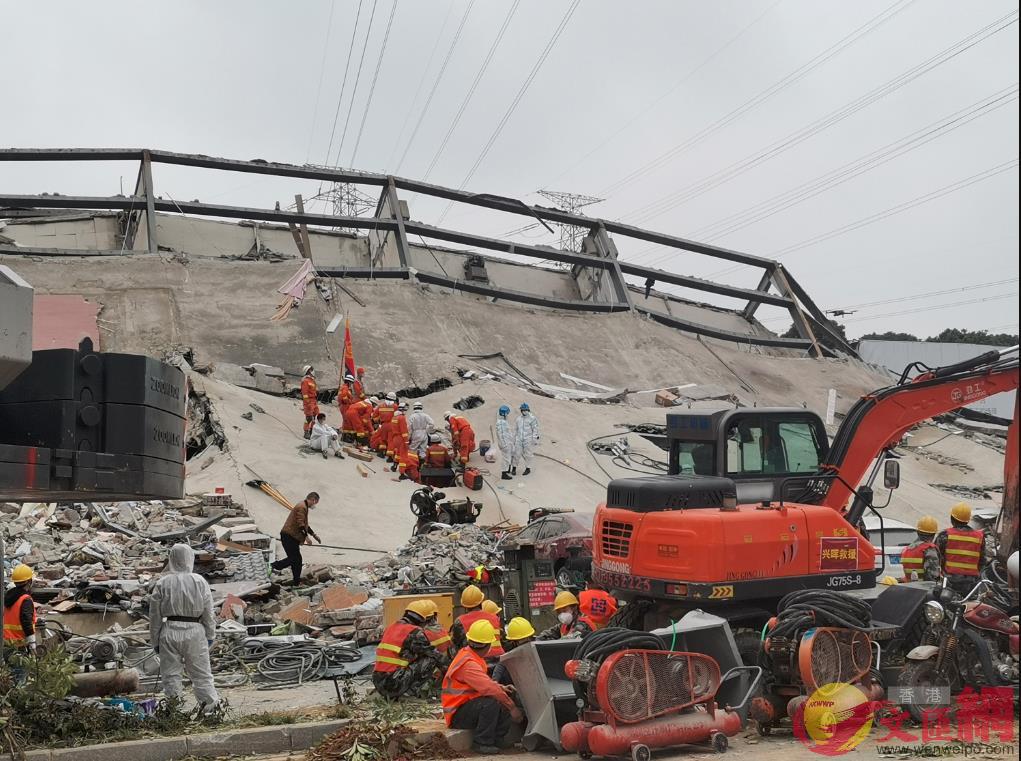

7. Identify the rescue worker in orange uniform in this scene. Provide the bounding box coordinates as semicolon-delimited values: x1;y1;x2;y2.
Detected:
424;434;452;468
900;516;942;583
579;585;618;630
935;502;986;595
389;402;410;472
371;393;398;456
537;591;596;641
442;620;523;754
373;600;445;700
349;397;376;445
3;564;38;669
353;367;367;401
450;586;504;657
338;373;357;440
399;450;421;483
444;412;476;467
300;365;319;440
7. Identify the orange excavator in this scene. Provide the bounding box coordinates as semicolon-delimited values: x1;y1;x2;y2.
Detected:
592;347;1019;639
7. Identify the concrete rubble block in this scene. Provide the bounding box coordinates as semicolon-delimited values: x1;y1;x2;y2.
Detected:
21;749;52;761
286;719;352;751
655;390;678;407
278;598;316;626
186;726;290;757
444;729;474;752
49;736;188;761
320;583;369;611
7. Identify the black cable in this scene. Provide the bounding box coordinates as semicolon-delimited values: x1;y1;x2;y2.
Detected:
349;0;399;165
322;0;366;172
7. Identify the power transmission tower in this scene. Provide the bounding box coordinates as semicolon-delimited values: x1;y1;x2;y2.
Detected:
306;165;376;230
537;189;604;254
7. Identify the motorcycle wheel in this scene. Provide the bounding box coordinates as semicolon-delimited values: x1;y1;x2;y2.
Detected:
899;659;954;722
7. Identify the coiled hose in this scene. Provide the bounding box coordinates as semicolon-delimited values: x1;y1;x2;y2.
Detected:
768;589;872;642
211;638;363;689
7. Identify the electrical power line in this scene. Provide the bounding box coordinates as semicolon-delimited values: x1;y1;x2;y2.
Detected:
420;0;521;182
436;0;581;224
703;157;1019;281
349;0;399;166
842;291;1017;322
385;0;456;173
394;0;476;175
305;0;337;163
596;0;916;198
332;0;380;166
626;9;1020;242
322;0;366;172
541;0;784;189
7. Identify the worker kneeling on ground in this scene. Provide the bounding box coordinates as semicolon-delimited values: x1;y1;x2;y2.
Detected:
149;544;219;711
373;600;445;700
537;591;596;640
936;502;986;595
493;617;536;685
901;515;941;582
442;620;524;754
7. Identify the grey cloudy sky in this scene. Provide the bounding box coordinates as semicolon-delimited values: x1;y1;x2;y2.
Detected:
2;0;1018;339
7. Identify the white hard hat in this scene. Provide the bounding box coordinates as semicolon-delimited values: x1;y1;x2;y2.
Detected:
413;401;423;410
1008;550;1019;584
443;411;452;420
386;392;397;402
369;396;379;405
302;365;314;375
344;374;356;382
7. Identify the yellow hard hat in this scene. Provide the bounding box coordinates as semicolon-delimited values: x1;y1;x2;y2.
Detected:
11;564;34;584
481;600;502;615
460;585;484;608
881;575;899;586
466;619;497;645
406;599;439;619
505;617;536;641
950;502;972;523
553;590;579;611
916;516;938;535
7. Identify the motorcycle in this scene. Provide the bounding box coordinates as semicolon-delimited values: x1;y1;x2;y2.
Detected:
898;561;1019;720
408;485;482;536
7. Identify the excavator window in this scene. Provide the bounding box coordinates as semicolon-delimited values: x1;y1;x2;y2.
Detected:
725;418;824;476
674;442;716;475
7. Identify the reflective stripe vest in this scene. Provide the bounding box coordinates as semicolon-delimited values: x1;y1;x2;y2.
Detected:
900;540;937;581
300;376;318;414
457;610;504;656
441;647;486;725
426;626;452;654
338;385;354;412
3;593;35;647
579;589;618;628
374;621;420;674
943;527;983;576
425;444;451;468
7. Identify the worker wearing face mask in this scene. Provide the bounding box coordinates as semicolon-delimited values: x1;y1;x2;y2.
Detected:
536;591;596;641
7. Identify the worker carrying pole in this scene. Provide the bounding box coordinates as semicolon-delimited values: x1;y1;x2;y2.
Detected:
441;620;523;754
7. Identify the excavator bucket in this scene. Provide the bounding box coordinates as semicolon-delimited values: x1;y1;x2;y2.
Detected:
595;650;721;726
797;627;872;692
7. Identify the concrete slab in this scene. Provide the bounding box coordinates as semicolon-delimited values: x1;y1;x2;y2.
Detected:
285;719;350;750
49;737;187;761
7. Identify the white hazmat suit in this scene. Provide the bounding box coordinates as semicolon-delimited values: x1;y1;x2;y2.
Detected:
514;411;540;471
406;409;435;457
496;416;515;473
149;543;219;708
310;419;342;457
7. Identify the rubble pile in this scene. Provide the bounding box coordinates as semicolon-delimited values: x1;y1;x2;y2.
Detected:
369;524;502;589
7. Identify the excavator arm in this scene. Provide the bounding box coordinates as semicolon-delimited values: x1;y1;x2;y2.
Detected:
819;346;1019;513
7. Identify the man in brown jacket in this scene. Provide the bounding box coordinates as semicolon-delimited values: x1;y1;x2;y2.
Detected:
271;492;321;585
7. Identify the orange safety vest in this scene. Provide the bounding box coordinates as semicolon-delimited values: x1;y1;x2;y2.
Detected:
579;590;618;628
377;404;396;425
561;614;598;638
441;647;487;725
457;610;504;656
374;621;421;674
353;379;366;401
426;626;452;654
425;444;451;468
943;527;983;577
3;593;35;647
900;540;937;582
338;384;354;411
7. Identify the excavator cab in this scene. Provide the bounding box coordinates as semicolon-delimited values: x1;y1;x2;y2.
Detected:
666;408;830;503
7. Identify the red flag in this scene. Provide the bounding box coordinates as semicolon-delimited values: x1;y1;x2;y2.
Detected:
341;318;356;379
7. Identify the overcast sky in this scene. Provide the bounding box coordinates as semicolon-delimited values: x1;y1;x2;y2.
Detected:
2;0;1018;339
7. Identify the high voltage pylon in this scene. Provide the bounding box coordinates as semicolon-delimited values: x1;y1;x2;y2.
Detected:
537;189;604;254
306;165;376;230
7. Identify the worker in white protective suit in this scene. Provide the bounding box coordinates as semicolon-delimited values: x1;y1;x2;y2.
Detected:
309;413;345;459
513;402;540;476
149;543;219;710
407;401;435;458
496;405;515;480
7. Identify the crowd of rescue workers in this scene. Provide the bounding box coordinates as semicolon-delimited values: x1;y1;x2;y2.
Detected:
1;362;998;754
